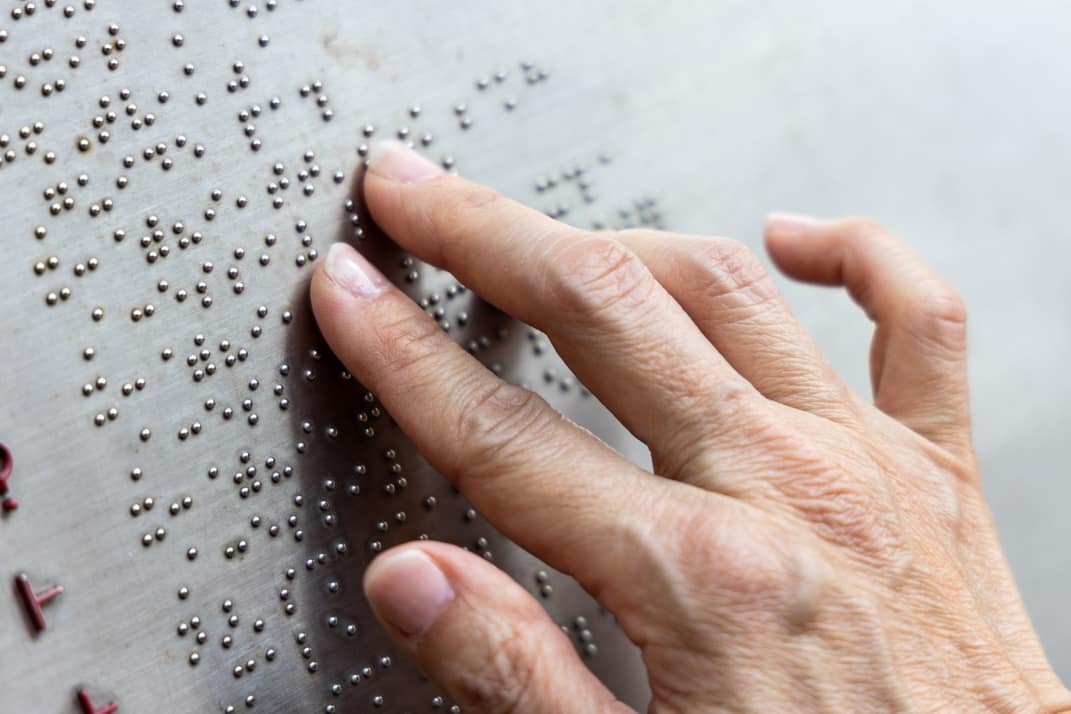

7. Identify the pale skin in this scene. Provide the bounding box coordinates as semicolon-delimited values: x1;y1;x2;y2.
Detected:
310;141;1071;713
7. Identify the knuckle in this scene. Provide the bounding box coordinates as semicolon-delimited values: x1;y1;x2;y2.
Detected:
771;443;904;561
655;380;764;480
908;284;968;349
918;285;968;326
658;503;789;618
543;236;656;318
800;479;885;551
453;382;550;483
692;238;774;304
708;377;765;433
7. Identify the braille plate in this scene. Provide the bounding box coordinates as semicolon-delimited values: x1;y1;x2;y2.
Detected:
0;1;683;711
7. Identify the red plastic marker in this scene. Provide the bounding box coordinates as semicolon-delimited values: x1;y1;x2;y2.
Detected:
77;689;118;714
15;572;63;632
0;443;15;512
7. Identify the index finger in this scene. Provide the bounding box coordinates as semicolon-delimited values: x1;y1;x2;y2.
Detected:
310;242;685;604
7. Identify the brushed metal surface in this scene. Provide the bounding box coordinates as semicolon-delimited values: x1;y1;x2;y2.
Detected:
0;1;662;711
4;1;1071;712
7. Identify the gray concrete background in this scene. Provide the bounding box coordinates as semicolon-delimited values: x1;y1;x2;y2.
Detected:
635;0;1071;679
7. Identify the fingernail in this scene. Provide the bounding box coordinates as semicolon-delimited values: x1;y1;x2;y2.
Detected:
367;140;442;184
364;549;455;638
765;212;821;238
324;242;389;298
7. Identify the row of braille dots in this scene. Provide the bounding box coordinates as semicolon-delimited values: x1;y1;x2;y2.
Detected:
322;698;460;714
232;71;533;269
291;355;389;447
263;152;345;218
6;0;95;22
352;92;479;172
596;196;665;232
146;326;305;463
39;253;97;306
318;688;463;712
370;501;477;556
0;1;97;100
81;90;195;158
299;79;334;123
353;122;443;173
216;449;300;517
362;448;425;554
323;656;451;714
542;366;589;397
176;591;278;691
436;59;551;138
536;154;613;219
4;29;192;170
535;569;556;599
284;603;361;676
39;167;86;218
454;63;540;132
110;135;207;226
0;121;52;167
403;256;475;335
74;346;150;427
171;0;280;50
223;0;282;18
395;253;512;356
174;335;267;435
188;449;304;563
176;44;271;113
169;0;280;16
80;327;259;434
563;615;600;658
135;493;196;548
87;377;147;426
167;41;257;104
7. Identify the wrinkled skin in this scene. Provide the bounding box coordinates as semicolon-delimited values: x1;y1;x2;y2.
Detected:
310;141;1070;713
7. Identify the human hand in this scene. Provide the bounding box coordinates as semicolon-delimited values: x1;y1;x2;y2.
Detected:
311;142;1070;713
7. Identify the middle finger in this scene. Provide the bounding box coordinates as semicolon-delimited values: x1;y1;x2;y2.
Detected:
362;142;763;479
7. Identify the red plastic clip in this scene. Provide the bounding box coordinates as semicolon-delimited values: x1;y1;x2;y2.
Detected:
15;572;63;632
0;443;15;512
77;689;118;714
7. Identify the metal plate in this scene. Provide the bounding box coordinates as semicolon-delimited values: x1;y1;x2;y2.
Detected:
4;1;1071;712
0;1;665;711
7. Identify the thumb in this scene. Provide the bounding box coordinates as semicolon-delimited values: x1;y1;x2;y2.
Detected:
364;542;630;714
